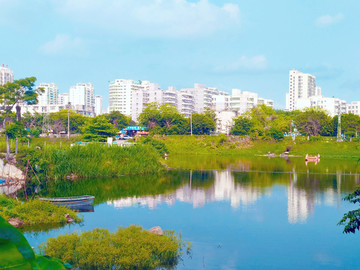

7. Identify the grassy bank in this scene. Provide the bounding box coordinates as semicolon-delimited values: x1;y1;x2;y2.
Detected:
156;135;360;158
0;195;81;230
22;143;165;180
40;226;190;270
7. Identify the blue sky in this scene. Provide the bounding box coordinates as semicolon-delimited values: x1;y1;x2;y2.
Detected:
0;0;359;108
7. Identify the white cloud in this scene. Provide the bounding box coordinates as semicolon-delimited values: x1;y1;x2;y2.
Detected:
315;13;344;28
53;0;241;38
214;55;267;72
40;34;87;56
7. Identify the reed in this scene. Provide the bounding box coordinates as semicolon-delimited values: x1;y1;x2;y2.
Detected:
23;143;165;180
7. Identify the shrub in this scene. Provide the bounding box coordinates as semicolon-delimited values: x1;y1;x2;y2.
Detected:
141;137;168;156
40;225;190;270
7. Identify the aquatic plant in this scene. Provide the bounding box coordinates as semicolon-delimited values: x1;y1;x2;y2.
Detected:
40;225;190;270
0;195;81;230
22;143;165;180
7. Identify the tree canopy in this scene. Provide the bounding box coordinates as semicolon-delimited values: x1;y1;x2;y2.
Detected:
295;108;335;136
338;188;360;234
50;110;87;134
82;115;118;141
103;111;133;130
138;103;188;135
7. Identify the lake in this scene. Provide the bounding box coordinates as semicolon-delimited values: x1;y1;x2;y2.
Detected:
25;156;360;269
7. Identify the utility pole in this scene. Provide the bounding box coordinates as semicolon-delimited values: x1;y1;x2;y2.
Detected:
190;114;193;135
67;109;70;139
337;105;342;142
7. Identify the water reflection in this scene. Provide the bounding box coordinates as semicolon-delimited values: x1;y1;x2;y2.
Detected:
103;167;358;225
108;170;263;209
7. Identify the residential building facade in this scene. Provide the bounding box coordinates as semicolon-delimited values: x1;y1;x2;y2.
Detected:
37;83;58;106
296;96;346;117
95;95;103;116
0;65;13;85
286;69;317;111
346;101;360;116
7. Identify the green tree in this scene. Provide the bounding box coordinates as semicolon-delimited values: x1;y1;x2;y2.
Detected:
338;188;360;233
138;103;162;129
103;111;132;130
334;113;360;137
231;117;253;136
0;77;42;159
191;113;215;135
82;116;118;142
295;108;335;136
233;105;290;140
138;103;188;135
50;110;86;134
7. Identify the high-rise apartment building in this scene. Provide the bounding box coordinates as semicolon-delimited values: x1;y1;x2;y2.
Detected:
296;96;346;117
177;91;195;117
95;95;103;116
213;89;273;114
37;83;58;106
58;93;70;106
286;69;317;111
69;83;95;107
69;83;95;116
0;65;13;85
109;79;144;116
131;81;163;121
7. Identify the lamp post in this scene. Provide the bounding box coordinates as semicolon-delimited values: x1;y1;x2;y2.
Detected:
190;113;193;136
67;109;70;139
337;105;342;142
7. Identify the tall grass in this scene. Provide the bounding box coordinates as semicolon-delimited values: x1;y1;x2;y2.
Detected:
23;143;165;180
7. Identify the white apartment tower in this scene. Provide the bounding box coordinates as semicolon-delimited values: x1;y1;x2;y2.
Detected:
69;83;95;107
58;93;70;106
131;81;163;121
37;83;58;106
95;95;103;116
286;69;317;111
109;79;144;116
0;65;13;85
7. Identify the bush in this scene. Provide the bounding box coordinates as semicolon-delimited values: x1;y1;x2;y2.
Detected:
217;133;227;144
141;137;168;156
40;225;190;270
309;136;322;142
268;128;284;141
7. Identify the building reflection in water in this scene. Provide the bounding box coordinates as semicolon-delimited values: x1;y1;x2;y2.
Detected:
107;166;355;225
288;168;314;224
287;168;351;224
108;170;263;210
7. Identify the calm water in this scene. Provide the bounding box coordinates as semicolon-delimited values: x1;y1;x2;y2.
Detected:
25;157;360;269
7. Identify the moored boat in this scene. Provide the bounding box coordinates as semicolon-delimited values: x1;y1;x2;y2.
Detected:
39;195;95;211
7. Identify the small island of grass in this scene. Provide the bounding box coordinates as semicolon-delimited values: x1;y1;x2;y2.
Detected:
40;225;191;270
0;195;81;230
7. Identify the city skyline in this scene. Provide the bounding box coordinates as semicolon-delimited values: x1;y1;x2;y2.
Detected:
1;0;359;109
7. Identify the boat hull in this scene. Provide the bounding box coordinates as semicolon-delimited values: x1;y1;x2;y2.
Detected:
39;195;95;212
